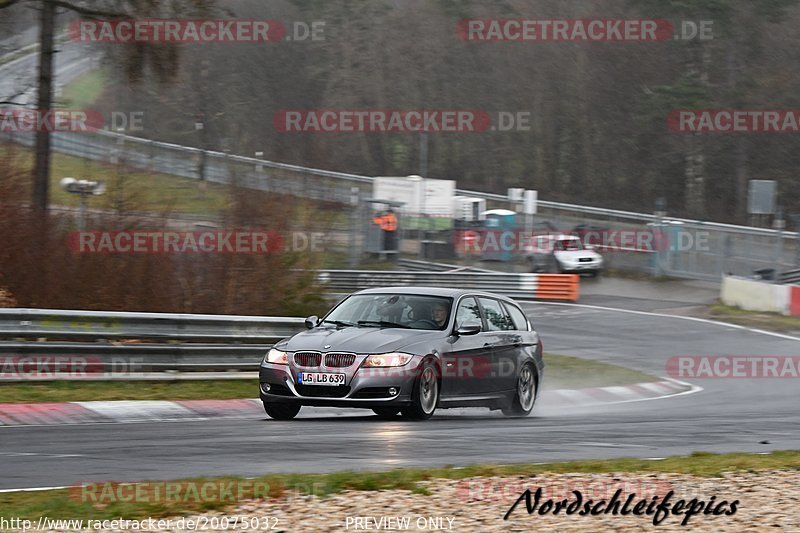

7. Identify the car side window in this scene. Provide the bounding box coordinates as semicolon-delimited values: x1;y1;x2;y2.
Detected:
503;302;530;331
455;297;481;329
478;297;513;331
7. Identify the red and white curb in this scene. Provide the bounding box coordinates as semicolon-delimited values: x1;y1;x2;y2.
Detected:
542;378;700;408
0;399;263;426
0;380;699;426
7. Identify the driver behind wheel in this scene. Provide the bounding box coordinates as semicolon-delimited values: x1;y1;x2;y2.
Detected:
432;302;448;329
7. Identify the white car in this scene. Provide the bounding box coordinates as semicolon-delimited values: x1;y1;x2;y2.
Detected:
523;234;604;276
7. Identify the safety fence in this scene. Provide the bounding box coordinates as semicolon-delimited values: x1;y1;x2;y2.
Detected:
1;128;797;281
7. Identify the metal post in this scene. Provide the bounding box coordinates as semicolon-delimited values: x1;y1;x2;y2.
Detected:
78;193;87;232
255;151;265;191
195;121;206;194
653;197;667;277
115;128;125;214
774;209;785;278
349;187;360;268
419;133;428;179
419;134;429;259
790;214;800;267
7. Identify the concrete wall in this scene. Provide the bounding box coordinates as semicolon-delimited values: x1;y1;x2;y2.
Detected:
721;276;800;316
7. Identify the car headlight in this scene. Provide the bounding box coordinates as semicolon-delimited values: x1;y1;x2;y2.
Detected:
362;353;413;368
264;348;289;365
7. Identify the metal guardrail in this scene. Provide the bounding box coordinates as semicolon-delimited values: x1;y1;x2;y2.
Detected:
395;259;494;273
0;308;305;343
781;269;800;285
0;270;579;379
0;309;306;378
317;269;550;300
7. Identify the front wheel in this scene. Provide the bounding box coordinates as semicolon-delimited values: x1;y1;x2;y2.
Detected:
401;359;439;420
502;363;537;417
263;403;301;420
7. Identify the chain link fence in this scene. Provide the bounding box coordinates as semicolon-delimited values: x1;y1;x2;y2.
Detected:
1;129;797;281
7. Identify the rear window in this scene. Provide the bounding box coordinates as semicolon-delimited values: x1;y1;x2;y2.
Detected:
504;302;530;331
478;297;514;331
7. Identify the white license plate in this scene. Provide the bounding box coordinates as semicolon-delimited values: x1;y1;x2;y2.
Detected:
298;372;345;386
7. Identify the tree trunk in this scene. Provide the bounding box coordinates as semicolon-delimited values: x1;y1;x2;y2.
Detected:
33;0;55;214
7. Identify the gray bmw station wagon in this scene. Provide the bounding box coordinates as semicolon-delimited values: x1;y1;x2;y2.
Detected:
259;287;543;420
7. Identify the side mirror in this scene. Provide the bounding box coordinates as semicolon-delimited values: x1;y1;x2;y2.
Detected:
304;315;319;329
456;320;481;336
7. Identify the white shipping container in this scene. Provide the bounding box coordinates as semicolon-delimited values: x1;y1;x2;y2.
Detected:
374;176;456;217
453;196;486;221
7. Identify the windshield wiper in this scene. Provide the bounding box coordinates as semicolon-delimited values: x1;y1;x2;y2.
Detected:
357;320;411;329
322;320;356;328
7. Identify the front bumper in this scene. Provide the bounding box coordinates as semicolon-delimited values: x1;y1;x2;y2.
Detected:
259;355;423;409
559;261;602;273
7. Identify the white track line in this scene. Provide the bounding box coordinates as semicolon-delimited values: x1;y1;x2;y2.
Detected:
0;485;71;493
526;300;800;342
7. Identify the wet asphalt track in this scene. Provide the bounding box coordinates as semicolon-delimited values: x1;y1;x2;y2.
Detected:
1;289;799;490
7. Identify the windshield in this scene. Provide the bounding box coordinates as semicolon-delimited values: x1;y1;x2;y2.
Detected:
556;238;584;251
323;294;453;331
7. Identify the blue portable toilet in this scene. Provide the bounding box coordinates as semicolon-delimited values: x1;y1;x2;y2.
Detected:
481;209;517;262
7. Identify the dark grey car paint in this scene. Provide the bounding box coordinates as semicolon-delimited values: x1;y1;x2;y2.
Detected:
259;287;544;411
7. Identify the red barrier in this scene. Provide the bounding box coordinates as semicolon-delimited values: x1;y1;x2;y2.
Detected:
790;285;800;317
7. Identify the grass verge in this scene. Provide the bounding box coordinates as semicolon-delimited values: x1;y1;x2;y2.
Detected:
0;380;256;404
2;450;799;520
60;68;108;109
707;303;800;334
0;354;657;404
1;143;230;215
543;353;657;389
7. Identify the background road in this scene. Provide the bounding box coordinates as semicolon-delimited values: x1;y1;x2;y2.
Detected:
1;286;798;490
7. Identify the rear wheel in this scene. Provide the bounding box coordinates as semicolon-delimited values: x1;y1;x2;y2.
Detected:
401;359;439;420
502;363;537;417
263;403;301;420
372;408;400;419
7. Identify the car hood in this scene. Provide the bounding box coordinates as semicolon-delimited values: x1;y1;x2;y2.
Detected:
555;249;601;260
277;326;443;355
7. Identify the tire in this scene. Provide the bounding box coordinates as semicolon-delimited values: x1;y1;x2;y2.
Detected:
548;255;562;274
263;403;301;420
502;363;537;417
401;359;439;420
372;407;400;419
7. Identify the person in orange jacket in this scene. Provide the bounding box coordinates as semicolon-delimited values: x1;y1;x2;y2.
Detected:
373;208;398;251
